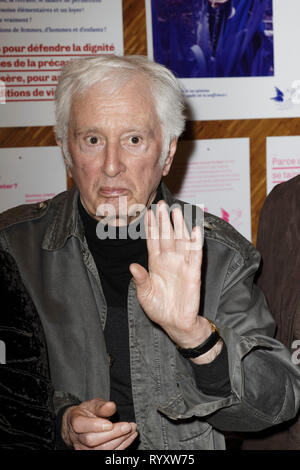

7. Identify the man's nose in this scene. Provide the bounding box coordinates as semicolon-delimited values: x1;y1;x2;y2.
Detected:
101;141;125;177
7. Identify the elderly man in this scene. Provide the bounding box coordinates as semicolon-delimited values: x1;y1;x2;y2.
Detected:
0;55;300;451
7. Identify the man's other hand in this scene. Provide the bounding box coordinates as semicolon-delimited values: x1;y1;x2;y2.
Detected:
61;398;138;450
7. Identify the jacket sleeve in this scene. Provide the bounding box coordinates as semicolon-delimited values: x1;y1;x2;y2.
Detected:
158;246;300;432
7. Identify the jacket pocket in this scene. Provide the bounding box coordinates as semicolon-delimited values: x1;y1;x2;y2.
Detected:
178;424;214;450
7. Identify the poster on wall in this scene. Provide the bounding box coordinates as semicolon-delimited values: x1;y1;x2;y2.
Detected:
0;146;66;213
165;138;251;240
146;0;300;120
266;136;300;194
0;0;123;126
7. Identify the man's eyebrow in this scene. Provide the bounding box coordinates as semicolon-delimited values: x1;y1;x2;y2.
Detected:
73;127;154;137
73;127;100;136
123;127;156;136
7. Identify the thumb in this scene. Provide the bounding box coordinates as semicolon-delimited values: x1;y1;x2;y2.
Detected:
93;399;116;418
129;263;151;289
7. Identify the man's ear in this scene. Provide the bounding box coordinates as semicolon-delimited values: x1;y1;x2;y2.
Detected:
162;138;177;177
56;138;73;178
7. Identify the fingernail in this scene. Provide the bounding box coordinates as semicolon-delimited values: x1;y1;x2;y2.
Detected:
121;423;131;433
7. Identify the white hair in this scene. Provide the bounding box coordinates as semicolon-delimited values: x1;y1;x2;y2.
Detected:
54;55;186;166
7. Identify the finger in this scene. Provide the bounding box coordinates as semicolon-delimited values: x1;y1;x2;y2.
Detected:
71;414;114;434
145;208;160;256
189;225;203;269
78;422;136;448
96;423;138;450
172;207;190;252
93;400;116;418
97;431;138;450
156;201;174;251
71;399;116;434
77;398;116;419
115;432;139;450
129;263;150;289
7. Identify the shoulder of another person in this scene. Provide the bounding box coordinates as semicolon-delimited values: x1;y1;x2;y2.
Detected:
0;190;68;233
262;175;300;214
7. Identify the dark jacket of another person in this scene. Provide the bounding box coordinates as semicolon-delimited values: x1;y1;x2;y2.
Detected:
243;174;300;449
0;250;55;450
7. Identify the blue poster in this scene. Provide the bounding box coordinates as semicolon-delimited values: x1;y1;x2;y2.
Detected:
147;0;300;120
150;0;273;78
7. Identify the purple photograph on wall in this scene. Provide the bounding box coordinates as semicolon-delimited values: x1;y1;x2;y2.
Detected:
150;0;274;78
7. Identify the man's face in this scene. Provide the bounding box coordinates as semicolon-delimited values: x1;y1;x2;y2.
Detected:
63;77;176;225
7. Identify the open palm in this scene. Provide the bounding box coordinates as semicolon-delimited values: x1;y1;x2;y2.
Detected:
130;202;204;348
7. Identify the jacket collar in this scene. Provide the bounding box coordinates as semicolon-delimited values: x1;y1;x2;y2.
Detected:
42;185;84;250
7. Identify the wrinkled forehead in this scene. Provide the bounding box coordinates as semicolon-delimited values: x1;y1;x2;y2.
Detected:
69;74;161;128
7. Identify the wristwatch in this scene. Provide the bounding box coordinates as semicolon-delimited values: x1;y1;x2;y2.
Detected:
177;320;221;359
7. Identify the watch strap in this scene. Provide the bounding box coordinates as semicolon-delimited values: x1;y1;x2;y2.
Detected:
177;321;221;358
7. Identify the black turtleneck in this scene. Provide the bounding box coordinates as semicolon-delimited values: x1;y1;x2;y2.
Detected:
78;190;154;424
78;186;231;425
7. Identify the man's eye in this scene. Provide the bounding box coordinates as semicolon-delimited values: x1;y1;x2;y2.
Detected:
129;136;140;144
87;136;99;145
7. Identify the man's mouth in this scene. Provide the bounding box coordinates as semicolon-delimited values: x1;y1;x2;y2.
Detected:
99;187;128;197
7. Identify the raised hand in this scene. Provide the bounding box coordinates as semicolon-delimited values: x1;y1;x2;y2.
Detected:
130;201;212;350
